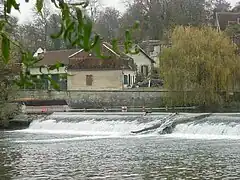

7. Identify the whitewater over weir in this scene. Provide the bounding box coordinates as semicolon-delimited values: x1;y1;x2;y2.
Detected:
3;112;240;179
13;112;240;141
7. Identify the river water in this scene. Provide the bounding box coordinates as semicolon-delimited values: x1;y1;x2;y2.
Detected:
1;112;240;179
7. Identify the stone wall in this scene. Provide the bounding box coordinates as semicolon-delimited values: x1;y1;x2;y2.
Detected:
17;90;168;108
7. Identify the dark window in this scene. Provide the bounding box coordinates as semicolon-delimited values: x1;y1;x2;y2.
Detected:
51;74;60;83
43;75;49;90
124;75;128;84
140;66;144;74
128;74;131;85
51;74;60;89
59;74;67;90
145;66;149;76
60;79;67;90
140;65;149;76
86;75;93;86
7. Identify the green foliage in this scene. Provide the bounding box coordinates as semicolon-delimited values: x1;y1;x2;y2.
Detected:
160;26;240;107
0;0;139;91
1;33;10;63
0;0;233;93
36;0;44;15
225;24;240;36
0;39;19;105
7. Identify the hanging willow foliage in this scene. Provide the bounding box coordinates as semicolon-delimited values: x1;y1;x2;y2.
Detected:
160;26;240;107
0;0;140;90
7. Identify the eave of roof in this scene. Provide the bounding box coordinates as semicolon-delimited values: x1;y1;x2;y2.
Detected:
68;49;84;58
135;45;156;63
216;12;240;30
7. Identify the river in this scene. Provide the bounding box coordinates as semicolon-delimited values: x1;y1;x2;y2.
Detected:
1;113;240;179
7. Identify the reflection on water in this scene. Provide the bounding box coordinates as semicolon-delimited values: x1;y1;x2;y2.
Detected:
1;131;240;179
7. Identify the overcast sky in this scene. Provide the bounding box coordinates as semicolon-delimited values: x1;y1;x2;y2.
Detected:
11;0;239;24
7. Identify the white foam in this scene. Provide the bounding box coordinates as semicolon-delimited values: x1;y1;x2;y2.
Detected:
14;113;240;140
16;118;159;136
163;133;240;140
167;121;240;140
13;134;157;143
174;123;240;135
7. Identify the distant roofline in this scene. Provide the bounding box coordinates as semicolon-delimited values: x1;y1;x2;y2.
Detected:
68;49;84;58
215;11;240;31
135;44;156;63
102;43;121;57
66;68;135;71
33;48;80;57
68;42;123;59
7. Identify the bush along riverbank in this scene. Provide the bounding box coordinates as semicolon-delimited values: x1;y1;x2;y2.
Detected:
0;103;19;129
0;111;48;130
0;103;42;130
5;114;49;130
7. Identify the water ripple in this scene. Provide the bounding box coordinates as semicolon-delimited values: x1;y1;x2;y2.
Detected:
0;134;240;179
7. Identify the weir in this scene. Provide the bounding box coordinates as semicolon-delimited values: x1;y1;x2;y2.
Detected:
130;113;212;134
15;112;240;139
131;113;178;134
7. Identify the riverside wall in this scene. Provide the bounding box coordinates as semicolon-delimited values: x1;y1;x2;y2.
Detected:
17;90;169;108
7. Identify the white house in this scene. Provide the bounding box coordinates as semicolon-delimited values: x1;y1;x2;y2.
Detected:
103;43;155;78
126;45;155;77
30;43;136;90
141;40;172;68
67;43;136;90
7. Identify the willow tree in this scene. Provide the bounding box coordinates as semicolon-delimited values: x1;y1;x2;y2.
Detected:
160;26;240;108
225;23;240;35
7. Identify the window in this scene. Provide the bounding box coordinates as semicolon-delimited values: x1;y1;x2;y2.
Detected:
51;74;59;82
60;79;67;90
140;65;149;76
51;74;60;89
86;75;93;86
41;74;49;90
128;74;131;85
145;66;149;76
140;65;144;74
59;74;67;90
124;75;128;85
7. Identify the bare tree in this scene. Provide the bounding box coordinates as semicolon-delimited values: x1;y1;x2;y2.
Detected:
94;7;121;41
87;0;103;22
31;0;53;50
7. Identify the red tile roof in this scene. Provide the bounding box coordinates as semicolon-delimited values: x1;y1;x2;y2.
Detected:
36;49;80;66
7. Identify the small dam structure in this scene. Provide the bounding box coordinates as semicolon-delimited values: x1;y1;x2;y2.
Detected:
14;112;240;140
131;113;212;134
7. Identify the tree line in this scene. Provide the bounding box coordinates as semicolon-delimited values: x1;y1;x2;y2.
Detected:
5;0;239;53
1;0;240;114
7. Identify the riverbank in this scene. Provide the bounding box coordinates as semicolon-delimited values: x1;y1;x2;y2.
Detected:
0;114;48;130
17;90;240;112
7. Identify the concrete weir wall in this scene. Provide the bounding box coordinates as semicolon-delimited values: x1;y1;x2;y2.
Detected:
17;90;167;108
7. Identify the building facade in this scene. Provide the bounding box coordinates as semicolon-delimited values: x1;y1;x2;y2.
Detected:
29;43;136;91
